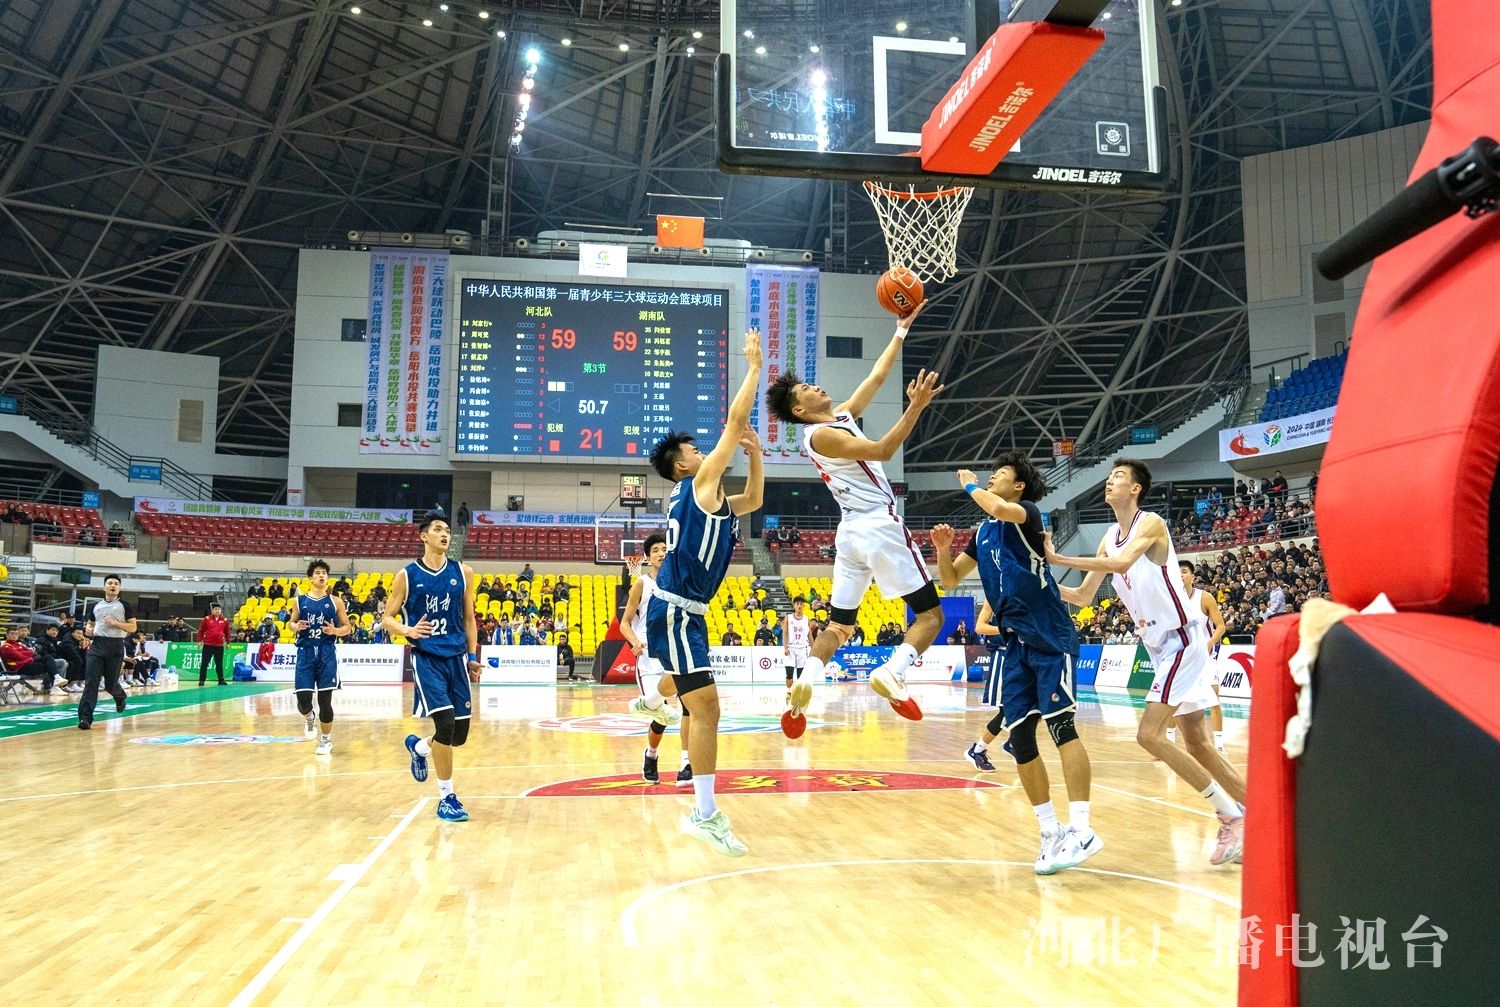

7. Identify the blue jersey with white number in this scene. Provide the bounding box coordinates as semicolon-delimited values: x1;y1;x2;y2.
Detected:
295;593;338;648
656;477;738;605
964;505;1077;656
403;559;468;657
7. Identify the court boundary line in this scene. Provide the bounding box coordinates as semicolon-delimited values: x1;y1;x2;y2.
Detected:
620;858;1240;947
227;797;428;1007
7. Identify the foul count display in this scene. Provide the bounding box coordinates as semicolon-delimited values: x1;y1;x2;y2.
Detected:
455;280;730;460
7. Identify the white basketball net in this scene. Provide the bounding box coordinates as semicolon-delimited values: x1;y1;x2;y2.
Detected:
863;180;976;285
625;555;646;580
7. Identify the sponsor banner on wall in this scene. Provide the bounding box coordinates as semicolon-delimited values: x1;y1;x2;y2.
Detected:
236;644;406;684
362;248;448;454
471;511;600;526
1219;407;1336;462
1092;644;1139;690
1215;645;1255;701
163;642;248;677
746;265;819;461
822;645;969;683
479;645;558;685
1074;644;1102;687
134;497;411;523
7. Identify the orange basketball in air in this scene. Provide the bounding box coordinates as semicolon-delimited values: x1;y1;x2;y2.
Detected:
875;267;924;315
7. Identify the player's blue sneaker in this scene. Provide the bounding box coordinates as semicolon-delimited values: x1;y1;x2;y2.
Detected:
436;793;469;822
404;734;429;782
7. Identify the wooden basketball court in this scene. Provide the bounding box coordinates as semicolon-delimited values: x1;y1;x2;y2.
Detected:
1;681;1242;1005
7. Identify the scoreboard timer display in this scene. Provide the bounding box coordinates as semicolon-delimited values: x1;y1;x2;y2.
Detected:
454;280;730;460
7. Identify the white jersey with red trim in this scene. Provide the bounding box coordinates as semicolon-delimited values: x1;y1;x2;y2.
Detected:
1187;588;1211;628
630;571;657;642
803;412;897;517
1105;511;1194;652
785;614;810;649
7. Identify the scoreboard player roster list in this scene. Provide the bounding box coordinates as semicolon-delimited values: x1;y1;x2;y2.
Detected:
455;281;730;459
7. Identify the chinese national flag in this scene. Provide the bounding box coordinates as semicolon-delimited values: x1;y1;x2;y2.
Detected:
656;214;705;250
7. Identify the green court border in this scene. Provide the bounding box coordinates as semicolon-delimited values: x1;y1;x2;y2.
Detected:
0;683;283;739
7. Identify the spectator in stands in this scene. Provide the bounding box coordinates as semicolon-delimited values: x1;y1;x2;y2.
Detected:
56;626;86;691
744;593;759;611
518;563;535;583
106;521;123;547
1308;472;1318;499
754;618;776;646
125;632;158;686
248;582;266;599
787;526;801;545
268;580;284;600
721;627;742;646
333;575;351;596
350;622;371;644
457;502;471;528
848;624;865;646
34;624;70;693
557;632;579;681
806;587;820;604
196;602;230;686
751;575;766;593
1269;470;1289;497
78;527;98;546
518;618;540;646
538;596;553;620
553;580;570;603
2;625;57;695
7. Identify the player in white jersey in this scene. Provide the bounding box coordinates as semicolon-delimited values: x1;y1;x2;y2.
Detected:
782;596;811;692
1179;560;1228;754
621;534;690;787
764;303;945;734
1046;458;1247;866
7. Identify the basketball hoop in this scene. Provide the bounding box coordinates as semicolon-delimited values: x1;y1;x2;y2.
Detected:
624;554;646;582
863;180;975;285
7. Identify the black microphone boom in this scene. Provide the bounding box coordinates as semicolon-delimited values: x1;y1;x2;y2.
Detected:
1313;136;1500;282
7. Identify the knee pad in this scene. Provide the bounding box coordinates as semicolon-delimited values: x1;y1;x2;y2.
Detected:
430;709;457;746
1003;715;1041;765
317;691;335;724
985;711;1005;739
1046;712;1078;747
649;720;665;737
295;692;314;716
673;670;715;696
451;717;471;747
901;583;941;615
829;605;860;626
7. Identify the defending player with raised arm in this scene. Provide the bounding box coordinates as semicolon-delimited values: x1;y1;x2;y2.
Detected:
641;329;765;856
384;510;482;823
621;534;691;787
1045;459;1246;866
291;559;353;755
764;302;945;733
930;453;1101;874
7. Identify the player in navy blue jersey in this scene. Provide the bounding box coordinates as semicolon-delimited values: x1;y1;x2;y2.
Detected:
931;451;1101;875
963;599;1004;773
382;509;481;823
291;559;352;755
641;329;764;857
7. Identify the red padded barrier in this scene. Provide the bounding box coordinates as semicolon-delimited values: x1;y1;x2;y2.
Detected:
1237;614;1303;1007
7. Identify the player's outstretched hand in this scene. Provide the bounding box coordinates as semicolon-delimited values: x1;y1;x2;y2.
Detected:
406;616;435;639
1042;531;1060;564
905;369;945;410
744;327;763;368
897;299;926;330
738;424;761;454
956;468;979;490
930;523;955;550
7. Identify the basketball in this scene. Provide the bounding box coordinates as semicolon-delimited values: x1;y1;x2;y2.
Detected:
875;267;923;315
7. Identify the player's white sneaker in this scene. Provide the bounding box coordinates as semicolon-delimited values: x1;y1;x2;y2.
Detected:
1034;827;1067;875
628;696;681;727
304;713;317;738
870;664;922;720
1211;805;1245;866
315;738;332;756
1049;827;1104;872
682;809;748;857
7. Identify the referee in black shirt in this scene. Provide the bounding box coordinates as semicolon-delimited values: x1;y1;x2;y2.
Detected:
78;573;135;729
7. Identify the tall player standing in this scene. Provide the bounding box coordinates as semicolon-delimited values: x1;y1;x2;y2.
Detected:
621;533;691;787
1046;460;1247;865
1178;560;1228;755
383;510;482;823
645;329;764;857
764;304;944;732
782;595;811;696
